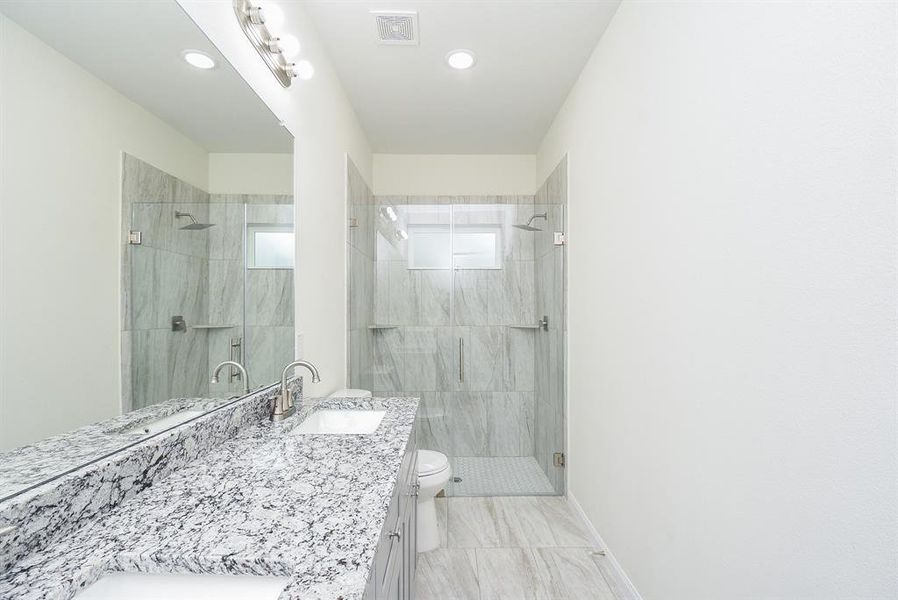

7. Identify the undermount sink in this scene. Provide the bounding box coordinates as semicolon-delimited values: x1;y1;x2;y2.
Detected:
119;409;206;436
291;409;386;435
77;572;290;600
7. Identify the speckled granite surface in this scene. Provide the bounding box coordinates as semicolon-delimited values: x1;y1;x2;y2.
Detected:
0;381;293;573
0;395;242;500
0;394;418;600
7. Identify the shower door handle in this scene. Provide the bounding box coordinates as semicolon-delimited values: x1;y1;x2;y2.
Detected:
458;338;464;383
229;337;243;382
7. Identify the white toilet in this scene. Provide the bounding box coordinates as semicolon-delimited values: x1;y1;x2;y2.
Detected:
416;449;450;553
327;389;449;552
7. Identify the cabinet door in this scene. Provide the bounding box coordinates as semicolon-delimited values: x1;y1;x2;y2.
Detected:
402;486;418;600
364;566;376;600
382;520;403;600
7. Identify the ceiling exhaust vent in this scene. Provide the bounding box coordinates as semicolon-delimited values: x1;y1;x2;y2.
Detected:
371;11;418;46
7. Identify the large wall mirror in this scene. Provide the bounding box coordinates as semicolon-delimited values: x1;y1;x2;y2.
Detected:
0;1;294;499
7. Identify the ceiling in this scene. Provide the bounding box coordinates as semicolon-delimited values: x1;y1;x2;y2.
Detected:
301;0;620;154
0;0;292;153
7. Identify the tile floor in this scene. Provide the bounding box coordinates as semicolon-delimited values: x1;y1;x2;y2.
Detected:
416;496;632;600
447;457;556;497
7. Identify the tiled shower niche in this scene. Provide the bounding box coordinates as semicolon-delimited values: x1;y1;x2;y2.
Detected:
122;154;294;411
347;157;568;496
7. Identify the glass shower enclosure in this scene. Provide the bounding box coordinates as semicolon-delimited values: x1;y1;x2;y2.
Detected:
347;162;567;496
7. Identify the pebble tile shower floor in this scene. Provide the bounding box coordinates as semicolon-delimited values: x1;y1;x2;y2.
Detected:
446;457;555;497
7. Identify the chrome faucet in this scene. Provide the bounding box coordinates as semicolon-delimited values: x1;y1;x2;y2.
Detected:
210;361;250;395
274;360;321;421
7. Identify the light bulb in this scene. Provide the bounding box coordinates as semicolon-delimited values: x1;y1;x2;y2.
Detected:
279;34;300;59
292;60;314;80
263;3;285;34
381;206;398;222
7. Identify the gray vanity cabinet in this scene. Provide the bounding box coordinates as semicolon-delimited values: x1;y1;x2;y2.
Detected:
366;429;418;600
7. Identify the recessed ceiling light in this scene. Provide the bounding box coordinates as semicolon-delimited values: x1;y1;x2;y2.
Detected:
182;50;215;70
446;49;476;70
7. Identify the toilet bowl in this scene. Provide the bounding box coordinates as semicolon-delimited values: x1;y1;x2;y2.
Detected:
327;389;372;398
416;449;450;553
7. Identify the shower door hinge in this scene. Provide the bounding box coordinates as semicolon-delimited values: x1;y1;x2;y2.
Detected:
553;452;566;468
128;230;142;245
553;232;566;246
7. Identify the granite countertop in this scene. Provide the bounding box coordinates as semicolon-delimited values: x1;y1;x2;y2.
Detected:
0;394;242;500
0;395;419;600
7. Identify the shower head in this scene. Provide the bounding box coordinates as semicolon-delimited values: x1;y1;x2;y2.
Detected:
513;212;547;232
175;211;215;230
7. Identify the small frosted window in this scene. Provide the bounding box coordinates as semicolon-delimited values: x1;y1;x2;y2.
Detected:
406;223;501;270
248;225;294;269
408;226;451;269
453;226;501;269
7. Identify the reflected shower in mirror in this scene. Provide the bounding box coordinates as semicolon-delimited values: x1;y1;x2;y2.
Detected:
0;0;295;500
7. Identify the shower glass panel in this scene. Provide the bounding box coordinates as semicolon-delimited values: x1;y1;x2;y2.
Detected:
349;189;566;497
127;189;294;410
127;194;216;410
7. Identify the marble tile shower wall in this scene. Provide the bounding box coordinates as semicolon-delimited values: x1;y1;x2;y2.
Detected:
122;154;210;411
368;194;539;460
347;159;376;392
207;195;294;395
533;157;567;494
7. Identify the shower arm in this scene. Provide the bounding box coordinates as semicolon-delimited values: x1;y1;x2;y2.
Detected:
175;211;198;225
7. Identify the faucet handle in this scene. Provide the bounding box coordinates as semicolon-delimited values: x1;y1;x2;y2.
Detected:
272;389;295;420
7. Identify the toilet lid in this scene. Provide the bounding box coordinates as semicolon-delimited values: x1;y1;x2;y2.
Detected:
417;450;449;476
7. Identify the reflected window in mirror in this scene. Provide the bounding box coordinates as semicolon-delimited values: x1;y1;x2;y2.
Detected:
248;224;295;269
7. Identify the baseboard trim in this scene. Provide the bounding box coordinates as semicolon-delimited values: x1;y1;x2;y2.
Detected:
567;493;643;600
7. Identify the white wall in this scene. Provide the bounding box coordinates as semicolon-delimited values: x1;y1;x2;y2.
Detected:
0;14;209;450
179;1;372;396
208;152;293;195
373;154;535;195
538;1;898;598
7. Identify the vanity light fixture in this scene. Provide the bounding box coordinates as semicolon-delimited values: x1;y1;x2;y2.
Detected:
395;229;409;241
233;0;312;88
446;49;476;70
182;50;216;70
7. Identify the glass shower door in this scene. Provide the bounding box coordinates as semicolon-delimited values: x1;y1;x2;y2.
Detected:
532;201;566;495
446;202;557;496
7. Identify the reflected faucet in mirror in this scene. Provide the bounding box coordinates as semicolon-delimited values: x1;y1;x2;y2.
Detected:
211;361;250;395
274;360;321;421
